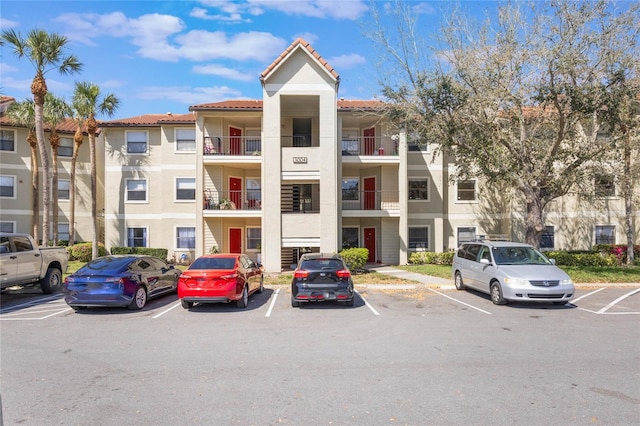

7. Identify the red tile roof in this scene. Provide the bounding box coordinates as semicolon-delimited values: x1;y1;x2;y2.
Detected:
190;99;386;112
100;113;195;127
260;38;339;82
0;116;97;135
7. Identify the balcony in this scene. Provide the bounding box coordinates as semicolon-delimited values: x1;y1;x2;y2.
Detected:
203;189;261;212
342;190;400;217
204;136;262;156
341;137;398;157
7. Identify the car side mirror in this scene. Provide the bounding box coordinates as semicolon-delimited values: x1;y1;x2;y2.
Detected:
549;258;556;265
480;258;491;265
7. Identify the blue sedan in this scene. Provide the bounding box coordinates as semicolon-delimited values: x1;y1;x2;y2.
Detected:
63;255;180;310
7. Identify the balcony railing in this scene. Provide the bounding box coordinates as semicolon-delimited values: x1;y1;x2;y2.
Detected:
342;190;400;210
204;136;262;156
341;137;398;156
204;189;262;210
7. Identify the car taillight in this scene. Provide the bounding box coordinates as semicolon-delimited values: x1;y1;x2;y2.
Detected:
105;277;124;284
294;269;309;279
221;273;238;280
336;269;351;278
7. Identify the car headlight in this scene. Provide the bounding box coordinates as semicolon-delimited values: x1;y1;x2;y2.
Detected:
559;279;573;285
503;277;529;286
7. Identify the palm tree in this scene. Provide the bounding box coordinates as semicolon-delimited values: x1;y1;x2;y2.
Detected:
68;118;85;246
5;99;39;240
1;29;82;245
72;82;119;259
43;93;72;243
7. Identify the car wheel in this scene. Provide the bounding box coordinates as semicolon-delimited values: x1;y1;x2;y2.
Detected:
454;272;465;290
291;297;300;307
181;299;193;309
490;281;506;305
237;285;248;308
40;267;62;294
258;275;264;293
128;286;147;310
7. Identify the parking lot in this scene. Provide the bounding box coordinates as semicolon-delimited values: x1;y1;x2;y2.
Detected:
1;283;639;425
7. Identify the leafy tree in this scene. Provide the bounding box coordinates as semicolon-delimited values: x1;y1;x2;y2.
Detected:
72;82;120;259
5;99;39;239
43;93;72;243
366;0;639;247
1;29;82;245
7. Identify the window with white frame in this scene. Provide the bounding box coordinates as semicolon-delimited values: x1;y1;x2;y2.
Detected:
176;227;195;249
126;179;147;202
0;222;15;233
595;174;615;197
0;130;16;152
58;137;74;157
58;179;70;200
0;175;16;198
126;131;148;154
127;227;147;247
409;227;429;250
176;178;196;201
342;227;359;249
175;128;196;152
457;180;477;201
457;227;477;245
342;178;359;201
595;225;615;245
246;178;261;208
247;228;261;250
409;178;429;200
58;223;70;242
540;226;555;249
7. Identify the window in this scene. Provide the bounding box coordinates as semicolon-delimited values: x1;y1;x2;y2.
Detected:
342;228;359;249
127;227;147;247
457;227;477;245
293;184;313;212
457;180;476;201
0;175;16;198
58;137;74;157
58;223;69;242
247;228;261;250
126;179;147;202
1;130;15;152
409;178;429;200
176;129;196;152
246;178;261;208
126;131;148;154
176;178;196;201
540;226;555;249
595;226;615;245
595;174;615;197
176;227;195;249
0;222;15;233
409;227;429;250
58;179;70;200
342;178;359;201
407;132;428;152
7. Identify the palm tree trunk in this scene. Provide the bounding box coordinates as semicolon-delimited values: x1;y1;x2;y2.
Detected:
28;132;40;240
34;102;51;246
88;116;98;259
50;132;60;243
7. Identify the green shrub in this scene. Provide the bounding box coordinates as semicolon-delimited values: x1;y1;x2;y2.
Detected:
67;243;108;262
110;246;169;261
339;248;369;271
408;251;455;265
545;250;619;267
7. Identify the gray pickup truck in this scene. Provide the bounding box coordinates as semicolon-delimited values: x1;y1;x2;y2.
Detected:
0;233;69;294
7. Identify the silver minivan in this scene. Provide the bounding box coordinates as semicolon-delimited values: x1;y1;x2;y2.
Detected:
452;241;574;305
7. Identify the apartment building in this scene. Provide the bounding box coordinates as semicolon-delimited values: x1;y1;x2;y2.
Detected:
1;40;637;271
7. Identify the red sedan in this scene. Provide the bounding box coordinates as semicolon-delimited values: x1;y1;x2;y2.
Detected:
178;254;263;309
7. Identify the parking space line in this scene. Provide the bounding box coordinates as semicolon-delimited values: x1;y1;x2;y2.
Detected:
427;288;492;315
0;294;62;314
152;301;182;318
355;290;380;316
265;288;280;317
570;287;606;305
597;288;640;314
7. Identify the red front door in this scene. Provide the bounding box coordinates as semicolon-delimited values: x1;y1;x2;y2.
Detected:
229;228;242;254
229;177;242;209
364;127;375;155
364;177;376;210
364;227;376;263
230;127;242;155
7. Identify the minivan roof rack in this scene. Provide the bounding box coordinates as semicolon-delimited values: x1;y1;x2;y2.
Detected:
473;234;511;242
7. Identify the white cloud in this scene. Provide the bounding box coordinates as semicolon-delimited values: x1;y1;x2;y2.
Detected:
0;17;19;30
192;64;255;81
293;32;318;44
136;85;243;105
175;30;286;62
0;62;18;74
326;53;366;70
196;0;367;21
189;7;249;22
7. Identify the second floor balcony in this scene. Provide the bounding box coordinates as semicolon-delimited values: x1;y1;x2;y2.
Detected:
204;136;262;156
342;190;400;211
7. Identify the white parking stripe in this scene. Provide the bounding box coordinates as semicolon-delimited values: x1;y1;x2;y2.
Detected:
152;301;182;318
0;294;62;314
265;288;280;317
597;288;640;314
427;288;492;315
355;290;380;316
570;287;606;305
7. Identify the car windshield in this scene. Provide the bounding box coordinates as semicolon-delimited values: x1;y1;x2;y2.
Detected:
492;246;552;265
300;259;343;270
80;256;133;273
190;257;236;270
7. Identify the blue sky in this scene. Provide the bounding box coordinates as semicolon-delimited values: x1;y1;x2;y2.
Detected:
1;1;487;119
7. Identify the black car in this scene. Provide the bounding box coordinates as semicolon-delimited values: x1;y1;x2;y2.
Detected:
290;253;355;307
